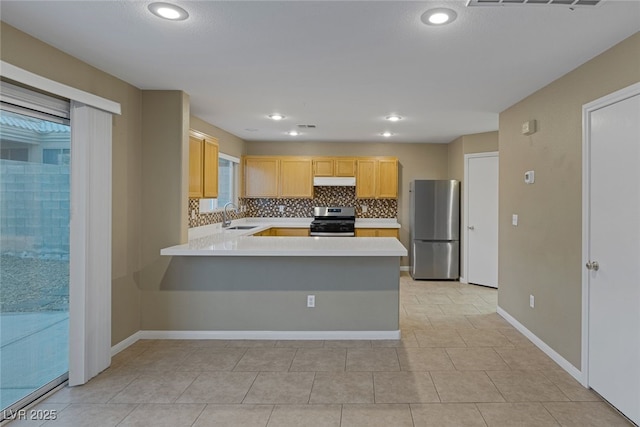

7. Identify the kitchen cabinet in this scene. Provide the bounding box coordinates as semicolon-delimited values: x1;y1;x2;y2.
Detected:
189;132;219;198
272;228;310;236
356;157;398;199
244;156;313;198
280;158;313;198
244;157;279;197
252;228;310;236
355;228;399;238
313;157;356;177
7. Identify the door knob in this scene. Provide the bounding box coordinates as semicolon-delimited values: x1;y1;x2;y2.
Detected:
586;261;599;271
468;226;475;230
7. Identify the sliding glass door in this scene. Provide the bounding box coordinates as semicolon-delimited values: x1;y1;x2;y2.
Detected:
0;103;70;413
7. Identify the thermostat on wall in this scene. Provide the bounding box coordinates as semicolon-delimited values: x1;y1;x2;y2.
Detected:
524;170;535;184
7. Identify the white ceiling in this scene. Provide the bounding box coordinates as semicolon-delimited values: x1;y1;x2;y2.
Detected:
1;1;638;143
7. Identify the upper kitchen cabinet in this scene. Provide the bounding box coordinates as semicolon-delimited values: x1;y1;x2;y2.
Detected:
189;131;219;198
335;158;356;177
280;157;313;198
243;156;280;197
356;157;398;199
313;157;356;177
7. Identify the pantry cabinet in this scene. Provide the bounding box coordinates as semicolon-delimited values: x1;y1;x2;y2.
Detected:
189;132;219;199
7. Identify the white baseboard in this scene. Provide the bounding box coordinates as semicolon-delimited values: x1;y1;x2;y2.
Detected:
111;331;142;357
459;276;468;284
111;330;401;354
400;266;410;272
497;306;583;383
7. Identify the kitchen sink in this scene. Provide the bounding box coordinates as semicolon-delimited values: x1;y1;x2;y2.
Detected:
225;225;258;230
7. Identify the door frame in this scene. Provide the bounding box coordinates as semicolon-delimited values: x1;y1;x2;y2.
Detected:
581;81;640;387
463;151;499;285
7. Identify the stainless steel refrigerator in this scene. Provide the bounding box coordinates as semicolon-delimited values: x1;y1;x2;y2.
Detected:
410;180;460;280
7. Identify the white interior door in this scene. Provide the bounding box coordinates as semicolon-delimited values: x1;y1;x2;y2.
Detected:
465;153;499;288
586;90;640;425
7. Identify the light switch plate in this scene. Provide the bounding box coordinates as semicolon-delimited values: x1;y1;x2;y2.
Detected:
512;214;518;226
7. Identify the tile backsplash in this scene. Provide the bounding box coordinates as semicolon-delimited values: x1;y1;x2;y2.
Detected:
188;187;397;228
188;199;245;228
241;186;397;219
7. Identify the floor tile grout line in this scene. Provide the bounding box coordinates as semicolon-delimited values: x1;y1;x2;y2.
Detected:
239;371;260;404
189;402;209;427
473;402;491;427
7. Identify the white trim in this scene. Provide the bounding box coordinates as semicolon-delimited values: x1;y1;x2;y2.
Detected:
0;61;121;115
111;331;144;357
218;152;240;163
400;266;410;272
459;276;468;284
111;330;401;348
141;330;401;340
581;81;640;389
463;151;499;285
497;306;583;383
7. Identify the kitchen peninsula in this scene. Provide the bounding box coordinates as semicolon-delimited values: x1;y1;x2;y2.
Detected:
158;220;406;339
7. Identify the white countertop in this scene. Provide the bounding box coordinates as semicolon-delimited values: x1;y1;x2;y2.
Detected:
163;218;406;257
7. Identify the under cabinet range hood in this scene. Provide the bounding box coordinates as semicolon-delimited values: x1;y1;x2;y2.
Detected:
313;177;356;186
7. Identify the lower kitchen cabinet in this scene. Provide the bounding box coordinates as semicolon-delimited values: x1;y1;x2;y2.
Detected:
252;228;310;236
355;228;399;238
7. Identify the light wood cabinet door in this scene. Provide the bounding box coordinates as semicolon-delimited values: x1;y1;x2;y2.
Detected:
244;157;279;197
355;228;399;238
203;138;219;198
280;158;313;198
377;228;399;238
355;229;377;237
313;158;334;177
188;135;204;198
335;158;356;177
377;159;398;198
356;159;377;198
272;228;310;236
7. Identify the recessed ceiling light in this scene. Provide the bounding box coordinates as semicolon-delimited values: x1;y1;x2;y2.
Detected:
287;130;300;136
148;2;189;21
421;8;457;26
385;115;402;122
269;114;285;120
381;132;393;137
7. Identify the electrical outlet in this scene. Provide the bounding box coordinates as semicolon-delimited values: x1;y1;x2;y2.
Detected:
529;294;535;308
278;205;285;213
307;295;315;308
361;204;368;213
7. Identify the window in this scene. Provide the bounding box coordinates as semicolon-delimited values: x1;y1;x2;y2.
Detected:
199;153;240;213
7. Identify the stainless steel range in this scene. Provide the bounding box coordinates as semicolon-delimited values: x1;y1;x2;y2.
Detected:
309;207;356;237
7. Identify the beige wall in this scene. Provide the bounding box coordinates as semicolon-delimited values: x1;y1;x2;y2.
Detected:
190;115;246;158
498;32;640;369
447;131;499;278
245;141;449;265
1;22;143;345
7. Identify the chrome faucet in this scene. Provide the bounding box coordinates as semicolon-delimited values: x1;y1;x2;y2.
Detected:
222;202;238;228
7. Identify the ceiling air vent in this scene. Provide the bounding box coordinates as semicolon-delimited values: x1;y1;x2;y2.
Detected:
297;124;317;129
466;0;603;6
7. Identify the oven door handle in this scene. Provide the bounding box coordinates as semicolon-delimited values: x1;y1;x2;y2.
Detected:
309;232;355;237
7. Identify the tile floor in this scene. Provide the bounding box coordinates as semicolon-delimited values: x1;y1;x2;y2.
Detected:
7;274;633;426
